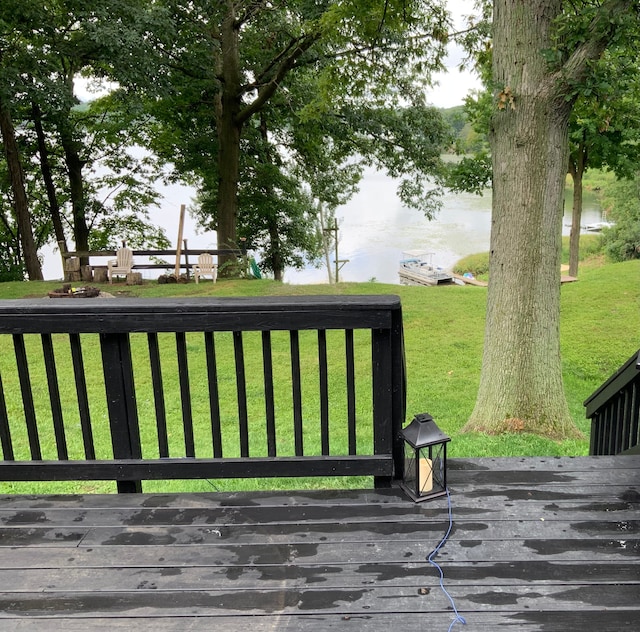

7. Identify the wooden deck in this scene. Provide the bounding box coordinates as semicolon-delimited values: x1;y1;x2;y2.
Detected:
1;456;638;631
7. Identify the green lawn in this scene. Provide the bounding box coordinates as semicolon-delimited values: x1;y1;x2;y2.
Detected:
0;257;637;493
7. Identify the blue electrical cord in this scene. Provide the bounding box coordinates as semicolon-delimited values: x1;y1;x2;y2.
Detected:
427;489;467;631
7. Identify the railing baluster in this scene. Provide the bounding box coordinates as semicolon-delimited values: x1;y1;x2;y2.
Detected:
41;334;68;460
13;334;41;460
69;334;95;460
621;389;632;453
0;371;13;460
605;406;615;455
148;333;169;458
204;332;222;458
345;329;356;455
100;332;141;493
234;331;249;457
262;331;276;457
318;330;329;455
631;382;639;453
176;332;195;457
290;331;303;456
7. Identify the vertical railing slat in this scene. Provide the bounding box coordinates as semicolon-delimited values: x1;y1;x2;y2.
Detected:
262;331;277;457
0;371;14;460
204;332;223;458
176;332;195;457
290;331;303;456
69;334;95;460
41;334;68;460
234;331;249;457
13;334;41;460
345;329;357;455
148;333;169;458
318;330;329;455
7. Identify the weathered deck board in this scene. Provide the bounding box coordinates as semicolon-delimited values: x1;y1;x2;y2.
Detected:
1;456;638;630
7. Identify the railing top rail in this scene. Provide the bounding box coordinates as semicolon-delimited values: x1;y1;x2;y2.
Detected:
584;348;640;417
0;295;402;335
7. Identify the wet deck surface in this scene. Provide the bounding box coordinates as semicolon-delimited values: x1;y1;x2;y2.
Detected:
1;456;638;630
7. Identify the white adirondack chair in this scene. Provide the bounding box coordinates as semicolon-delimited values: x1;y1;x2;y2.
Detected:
107;247;134;284
194;252;218;284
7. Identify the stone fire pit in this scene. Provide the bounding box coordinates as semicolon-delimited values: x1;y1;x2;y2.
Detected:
48;284;102;298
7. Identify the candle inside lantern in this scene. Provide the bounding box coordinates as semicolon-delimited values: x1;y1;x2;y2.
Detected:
418;457;433;493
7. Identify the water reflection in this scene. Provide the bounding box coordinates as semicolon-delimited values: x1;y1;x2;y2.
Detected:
286;169;603;285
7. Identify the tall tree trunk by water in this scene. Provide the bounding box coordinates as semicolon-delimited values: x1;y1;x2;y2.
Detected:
59;124;90;263
465;1;581;438
32;103;69;260
259;113;284;281
568;141;587;278
0;99;43;280
465;0;630;438
214;2;242;275
212;2;321;276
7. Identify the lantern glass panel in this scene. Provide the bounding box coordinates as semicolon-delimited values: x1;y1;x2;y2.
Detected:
403;443;417;493
419;442;447;497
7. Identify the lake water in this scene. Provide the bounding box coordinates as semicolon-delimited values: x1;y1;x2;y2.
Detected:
285;168;603;284
42;167;603;284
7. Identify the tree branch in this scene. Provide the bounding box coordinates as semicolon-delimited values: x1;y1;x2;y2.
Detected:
237;30;321;125
559;0;639;91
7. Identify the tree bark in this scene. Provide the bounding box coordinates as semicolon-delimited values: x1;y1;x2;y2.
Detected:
465;0;630;438
568;165;584;279
32;102;68;256
464;0;579;438
214;2;242;275
60;124;90;263
0;99;44;280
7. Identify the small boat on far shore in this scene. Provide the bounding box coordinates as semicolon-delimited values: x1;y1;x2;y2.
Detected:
398;250;454;286
584;221;614;232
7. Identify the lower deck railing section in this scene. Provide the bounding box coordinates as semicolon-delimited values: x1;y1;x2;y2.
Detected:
586;349;640;455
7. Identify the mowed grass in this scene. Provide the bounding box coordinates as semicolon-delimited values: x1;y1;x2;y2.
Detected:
0;256;637;493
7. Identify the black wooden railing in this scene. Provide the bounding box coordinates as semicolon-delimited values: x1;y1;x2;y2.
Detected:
0;295;406;492
586;349;640;456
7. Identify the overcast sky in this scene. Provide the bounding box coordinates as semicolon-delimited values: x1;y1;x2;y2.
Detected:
425;0;482;108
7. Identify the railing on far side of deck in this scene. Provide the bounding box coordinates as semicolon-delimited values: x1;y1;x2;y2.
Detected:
0;295;406;492
586;349;640;456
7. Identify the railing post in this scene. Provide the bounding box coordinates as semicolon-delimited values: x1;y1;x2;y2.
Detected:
391;305;406;481
371;326;393;488
100;332;142;492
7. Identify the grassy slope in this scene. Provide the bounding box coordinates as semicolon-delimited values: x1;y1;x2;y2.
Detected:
2;258;638;460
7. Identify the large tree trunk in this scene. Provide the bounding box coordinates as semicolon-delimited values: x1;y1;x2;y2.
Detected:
60;126;90;261
211;3;321;277
0;99;44;280
214;3;242;276
464;0;579;438
32;103;69;259
568;142;587;278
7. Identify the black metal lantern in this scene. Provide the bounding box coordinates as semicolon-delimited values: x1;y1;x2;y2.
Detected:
400;413;450;502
